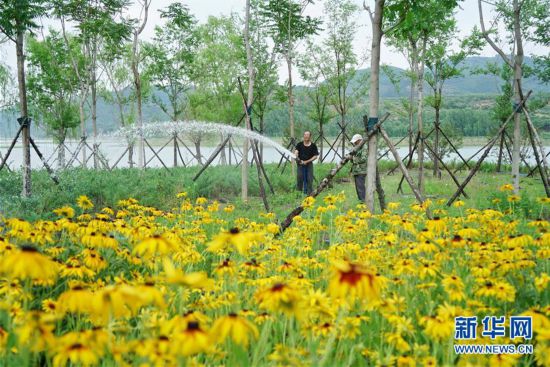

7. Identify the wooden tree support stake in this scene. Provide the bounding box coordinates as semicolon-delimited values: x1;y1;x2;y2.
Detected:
379;127;430;217
447;90;533;206
144;138;171;172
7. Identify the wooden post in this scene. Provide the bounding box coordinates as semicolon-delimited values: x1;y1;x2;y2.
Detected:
424;139;468;198
0;123;24;171
379;127;430;214
144;138;171;172
110;146;130;170
438;125;471;169
496;130;504;172
173;133;178;167
29;137;59;184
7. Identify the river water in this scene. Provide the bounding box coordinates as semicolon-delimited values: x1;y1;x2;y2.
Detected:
0;137;547;170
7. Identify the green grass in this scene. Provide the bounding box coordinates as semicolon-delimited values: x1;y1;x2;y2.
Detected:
0;160;547;221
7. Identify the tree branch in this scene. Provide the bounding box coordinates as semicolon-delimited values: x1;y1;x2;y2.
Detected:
363;1;374;23
478;0;513;67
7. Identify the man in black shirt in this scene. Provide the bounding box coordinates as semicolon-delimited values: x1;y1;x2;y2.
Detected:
294;130;319;195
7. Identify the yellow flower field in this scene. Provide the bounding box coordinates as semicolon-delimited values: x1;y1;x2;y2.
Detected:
0;192;548;366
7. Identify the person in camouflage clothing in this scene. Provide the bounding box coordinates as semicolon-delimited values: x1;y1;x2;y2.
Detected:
350;134;367;202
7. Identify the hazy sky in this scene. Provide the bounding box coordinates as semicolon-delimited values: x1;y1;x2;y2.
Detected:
0;0;546;85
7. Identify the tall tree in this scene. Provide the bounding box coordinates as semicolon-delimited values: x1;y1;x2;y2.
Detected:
189;15;246;163
144;3;197;122
242;0;254;200
260;0;321;141
250;0;279;161
298;42;335;162
479;0;550;192
363;0;411;212
27;30;81;169
0;0;47;196
387;0;457;195
322;0;360;158
363;0;459;211
129;0;150;169
56;0;131;168
425;27;483;178
99;43;137;166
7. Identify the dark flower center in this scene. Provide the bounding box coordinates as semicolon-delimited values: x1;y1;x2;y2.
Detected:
20;245;39;253
187;321;200;330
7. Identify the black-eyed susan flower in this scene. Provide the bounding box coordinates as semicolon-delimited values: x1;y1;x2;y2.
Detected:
163;259;213;289
207;227;263;254
255;282;302;316
56;284;95;315
0;245;58;282
52;333;100;367
328;260;386;302
210;313;259;346
133;234;178;258
76;195;94;210
172;321;211;356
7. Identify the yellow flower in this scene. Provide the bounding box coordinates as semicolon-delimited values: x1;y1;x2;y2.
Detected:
207;227;262;254
453;200;465;208
76;195;94;210
172;321;211;356
53;206;75;218
535;273;550;292
302;196;315;208
210;313;259;346
266;223;280;235
499;183;514;191
163;259;214;289
328;260;385;302
442;275;465;301
52;332;100;367
0;245;58;282
195;197;208;205
507;195;520;203
133;234;178;257
57;284;95;315
387;202;401;210
255;282;302;316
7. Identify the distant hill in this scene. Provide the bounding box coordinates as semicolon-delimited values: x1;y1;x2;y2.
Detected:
1;56;549;138
359;55;550;98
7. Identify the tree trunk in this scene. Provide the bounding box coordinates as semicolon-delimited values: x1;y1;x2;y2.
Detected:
408;73;415;156
79;97;87;168
416;40;426;195
259;115;265;162
132;1;149;170
319;123;324;163
128;143;134;168
16;31;31;197
242;0;254;201
194;139;203;165
341;115;346;159
286;54;294;140
511;0;523;193
433;98;441;178
365;0;384;212
57;131;66;170
219;133;227;165
90;43;99;170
